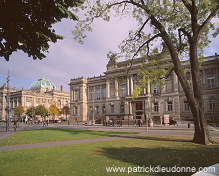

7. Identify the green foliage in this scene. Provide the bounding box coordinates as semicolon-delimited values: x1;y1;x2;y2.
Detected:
61;105;70;116
14;106;25;117
72;0;219;103
0;0;84;61
49;104;60;117
25;106;36;117
73;0;218;59
35;104;49;117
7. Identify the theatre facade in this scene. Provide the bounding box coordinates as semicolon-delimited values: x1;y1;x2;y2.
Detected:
69;51;219;124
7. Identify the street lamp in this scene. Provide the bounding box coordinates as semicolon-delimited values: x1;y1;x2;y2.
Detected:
5;71;10;132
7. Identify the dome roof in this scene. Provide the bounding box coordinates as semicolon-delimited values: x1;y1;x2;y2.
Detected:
30;77;56;90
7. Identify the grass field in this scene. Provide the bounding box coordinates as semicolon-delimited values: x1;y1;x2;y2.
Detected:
0;128;138;146
0;131;218;176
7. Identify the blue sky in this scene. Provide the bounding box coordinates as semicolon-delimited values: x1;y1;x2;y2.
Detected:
0;14;218;92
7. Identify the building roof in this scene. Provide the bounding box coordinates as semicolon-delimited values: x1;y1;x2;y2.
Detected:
30;77;56;90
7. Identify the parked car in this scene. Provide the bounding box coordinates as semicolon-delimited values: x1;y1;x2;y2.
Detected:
169;119;178;126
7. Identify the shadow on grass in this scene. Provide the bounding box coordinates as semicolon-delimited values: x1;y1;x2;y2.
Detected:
136;136;192;143
98;142;219;176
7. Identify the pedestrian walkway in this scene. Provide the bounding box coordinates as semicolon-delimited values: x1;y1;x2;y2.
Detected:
0;133;144;152
0;123;218;152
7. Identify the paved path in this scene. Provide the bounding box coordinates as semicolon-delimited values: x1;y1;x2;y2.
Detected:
0;123;218;152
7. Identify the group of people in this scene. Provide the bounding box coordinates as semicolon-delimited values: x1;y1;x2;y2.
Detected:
103;119;123;127
135;119;143;127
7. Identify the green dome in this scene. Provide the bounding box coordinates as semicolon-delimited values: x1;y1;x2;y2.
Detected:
30;77;56;90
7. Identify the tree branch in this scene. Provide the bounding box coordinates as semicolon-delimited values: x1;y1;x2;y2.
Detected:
178;28;192;42
126;33;162;74
181;0;192;13
198;4;219;36
134;18;151;40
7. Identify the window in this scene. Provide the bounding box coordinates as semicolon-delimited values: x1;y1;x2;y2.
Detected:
167;101;173;111
120;104;125;113
154;102;159;112
89;106;93;114
184;101;190;111
209;99;216;110
96;88;101;99
74;106;78;115
96;106;99;114
89;88;94;100
75;90;80;101
136;102;143;111
102;105;106;114
102;87;106;99
120;84;127;97
110;105;114;114
110;85;115;98
207;74;215;89
153;86;160;94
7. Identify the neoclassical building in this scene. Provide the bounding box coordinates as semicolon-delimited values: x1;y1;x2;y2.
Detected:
69;51;219;124
0;77;70;121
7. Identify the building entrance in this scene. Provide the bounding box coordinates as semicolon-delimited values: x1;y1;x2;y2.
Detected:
135;102;143;119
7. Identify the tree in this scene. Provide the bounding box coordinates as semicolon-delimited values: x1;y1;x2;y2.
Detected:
14;106;25;117
26;106;36;118
49;104;60;120
35;105;49;117
61;105;70;121
73;0;219;145
0;0;84;61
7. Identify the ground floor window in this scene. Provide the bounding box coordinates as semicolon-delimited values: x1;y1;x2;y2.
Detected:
209;99;216;110
167;101;173;112
184;101;190;111
153;102;159;112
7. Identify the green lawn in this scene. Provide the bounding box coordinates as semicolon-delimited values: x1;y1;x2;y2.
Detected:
0;128;138;146
0;135;218;176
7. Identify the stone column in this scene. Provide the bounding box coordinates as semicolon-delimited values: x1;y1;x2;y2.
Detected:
106;79;110;98
143;76;146;95
115;78;119;97
126;76;130;96
130;75;133;95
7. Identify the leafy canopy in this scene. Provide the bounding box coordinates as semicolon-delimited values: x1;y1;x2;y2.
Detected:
35;105;49;117
14;106;25;117
26;106;35;117
0;0;84;61
49;104;60;116
73;0;219;98
61;105;70;116
73;0;219;59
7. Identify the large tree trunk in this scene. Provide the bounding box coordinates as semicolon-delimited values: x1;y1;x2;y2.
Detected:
149;9;215;145
162;36;214;145
190;98;214;145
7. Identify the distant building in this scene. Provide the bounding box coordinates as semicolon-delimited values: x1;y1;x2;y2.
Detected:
0;77;70;121
69;51;219;124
